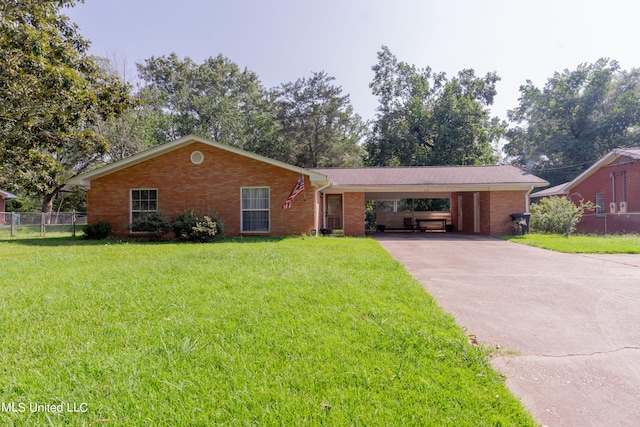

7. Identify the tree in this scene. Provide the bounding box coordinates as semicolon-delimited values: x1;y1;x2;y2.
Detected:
505;59;640;185
0;0;134;216
365;46;434;166
92;55;165;162
530;196;595;236
136;53;281;156
428;74;503;166
273;71;365;168
365;46;501;167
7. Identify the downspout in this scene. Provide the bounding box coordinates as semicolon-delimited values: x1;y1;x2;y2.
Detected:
525;186;534;213
314;182;331;237
609;172;616;234
610;172;617;204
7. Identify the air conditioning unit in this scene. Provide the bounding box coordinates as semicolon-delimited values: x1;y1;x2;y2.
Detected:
619;201;628;214
609;202;617;213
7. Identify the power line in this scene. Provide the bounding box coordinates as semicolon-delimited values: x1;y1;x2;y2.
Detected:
533;159;596;172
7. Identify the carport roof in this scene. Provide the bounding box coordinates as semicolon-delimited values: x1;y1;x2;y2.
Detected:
312;165;548;188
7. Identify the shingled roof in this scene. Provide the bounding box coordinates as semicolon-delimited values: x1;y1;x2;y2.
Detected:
312;165;548;187
0;189;18;199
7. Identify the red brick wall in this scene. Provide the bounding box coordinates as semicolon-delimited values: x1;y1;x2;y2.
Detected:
87;142;315;236
343;192;365;236
570;160;640;233
451;190;528;235
579;213;640;233
572;161;640;212
487;191;528;235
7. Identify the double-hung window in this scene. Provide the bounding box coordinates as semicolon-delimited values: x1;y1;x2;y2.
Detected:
131;189;158;222
241;187;270;232
595;193;605;216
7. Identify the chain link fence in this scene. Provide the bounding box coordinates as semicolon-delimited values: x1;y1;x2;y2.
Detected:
0;212;87;237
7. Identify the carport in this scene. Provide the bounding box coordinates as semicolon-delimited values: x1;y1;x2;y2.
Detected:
311;165;548;236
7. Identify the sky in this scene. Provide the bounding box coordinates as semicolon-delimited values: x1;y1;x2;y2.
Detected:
65;0;640;123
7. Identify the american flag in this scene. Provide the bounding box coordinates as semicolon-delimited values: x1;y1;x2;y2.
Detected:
282;175;305;209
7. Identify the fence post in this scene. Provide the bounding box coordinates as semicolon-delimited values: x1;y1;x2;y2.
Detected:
72;211;76;237
10;212;15;237
41;212;46;237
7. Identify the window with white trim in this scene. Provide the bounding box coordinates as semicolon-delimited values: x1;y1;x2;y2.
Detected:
595;193;605;216
241;187;270;232
131;189;158;222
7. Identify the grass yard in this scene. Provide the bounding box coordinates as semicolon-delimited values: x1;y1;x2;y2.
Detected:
505;233;640;253
0;226;84;239
0;236;535;426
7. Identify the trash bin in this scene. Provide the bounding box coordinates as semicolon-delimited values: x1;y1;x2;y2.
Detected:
510;213;530;235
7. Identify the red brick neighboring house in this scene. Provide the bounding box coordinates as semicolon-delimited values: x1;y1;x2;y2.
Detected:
531;148;640;234
0;189;18;225
67;135;548;237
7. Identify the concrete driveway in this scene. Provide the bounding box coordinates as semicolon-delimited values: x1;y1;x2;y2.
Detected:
374;233;640;427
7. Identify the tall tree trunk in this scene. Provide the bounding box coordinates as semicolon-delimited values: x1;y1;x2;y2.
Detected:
41;186;63;224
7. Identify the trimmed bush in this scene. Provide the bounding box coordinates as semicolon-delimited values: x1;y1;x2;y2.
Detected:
530;196;595;236
83;220;112;240
172;210;198;239
130;212;172;240
173;210;223;242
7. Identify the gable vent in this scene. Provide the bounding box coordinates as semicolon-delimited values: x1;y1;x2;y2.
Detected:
190;150;204;165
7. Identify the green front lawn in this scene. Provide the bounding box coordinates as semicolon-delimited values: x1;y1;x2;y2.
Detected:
505;233;640;254
0;236;535;426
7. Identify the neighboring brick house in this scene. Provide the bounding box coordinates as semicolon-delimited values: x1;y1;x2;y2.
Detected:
0;189;18;225
68;135;548;237
531;148;640;234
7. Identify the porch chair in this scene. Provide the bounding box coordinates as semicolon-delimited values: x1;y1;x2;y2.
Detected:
403;217;415;232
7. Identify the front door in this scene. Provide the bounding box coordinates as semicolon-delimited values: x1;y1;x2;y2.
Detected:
326;194;342;230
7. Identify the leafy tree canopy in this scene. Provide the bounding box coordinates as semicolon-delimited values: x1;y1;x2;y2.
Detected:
273;71;365;168
505;59;640;185
136;53;280;156
137;56;365;168
0;0;134;213
365;46;502;166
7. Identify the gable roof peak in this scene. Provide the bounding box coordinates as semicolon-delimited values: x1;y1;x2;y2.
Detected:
613;147;640;158
67;134;328;186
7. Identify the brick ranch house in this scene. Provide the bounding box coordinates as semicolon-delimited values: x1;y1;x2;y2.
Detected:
67;135;548;237
531;148;640;234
